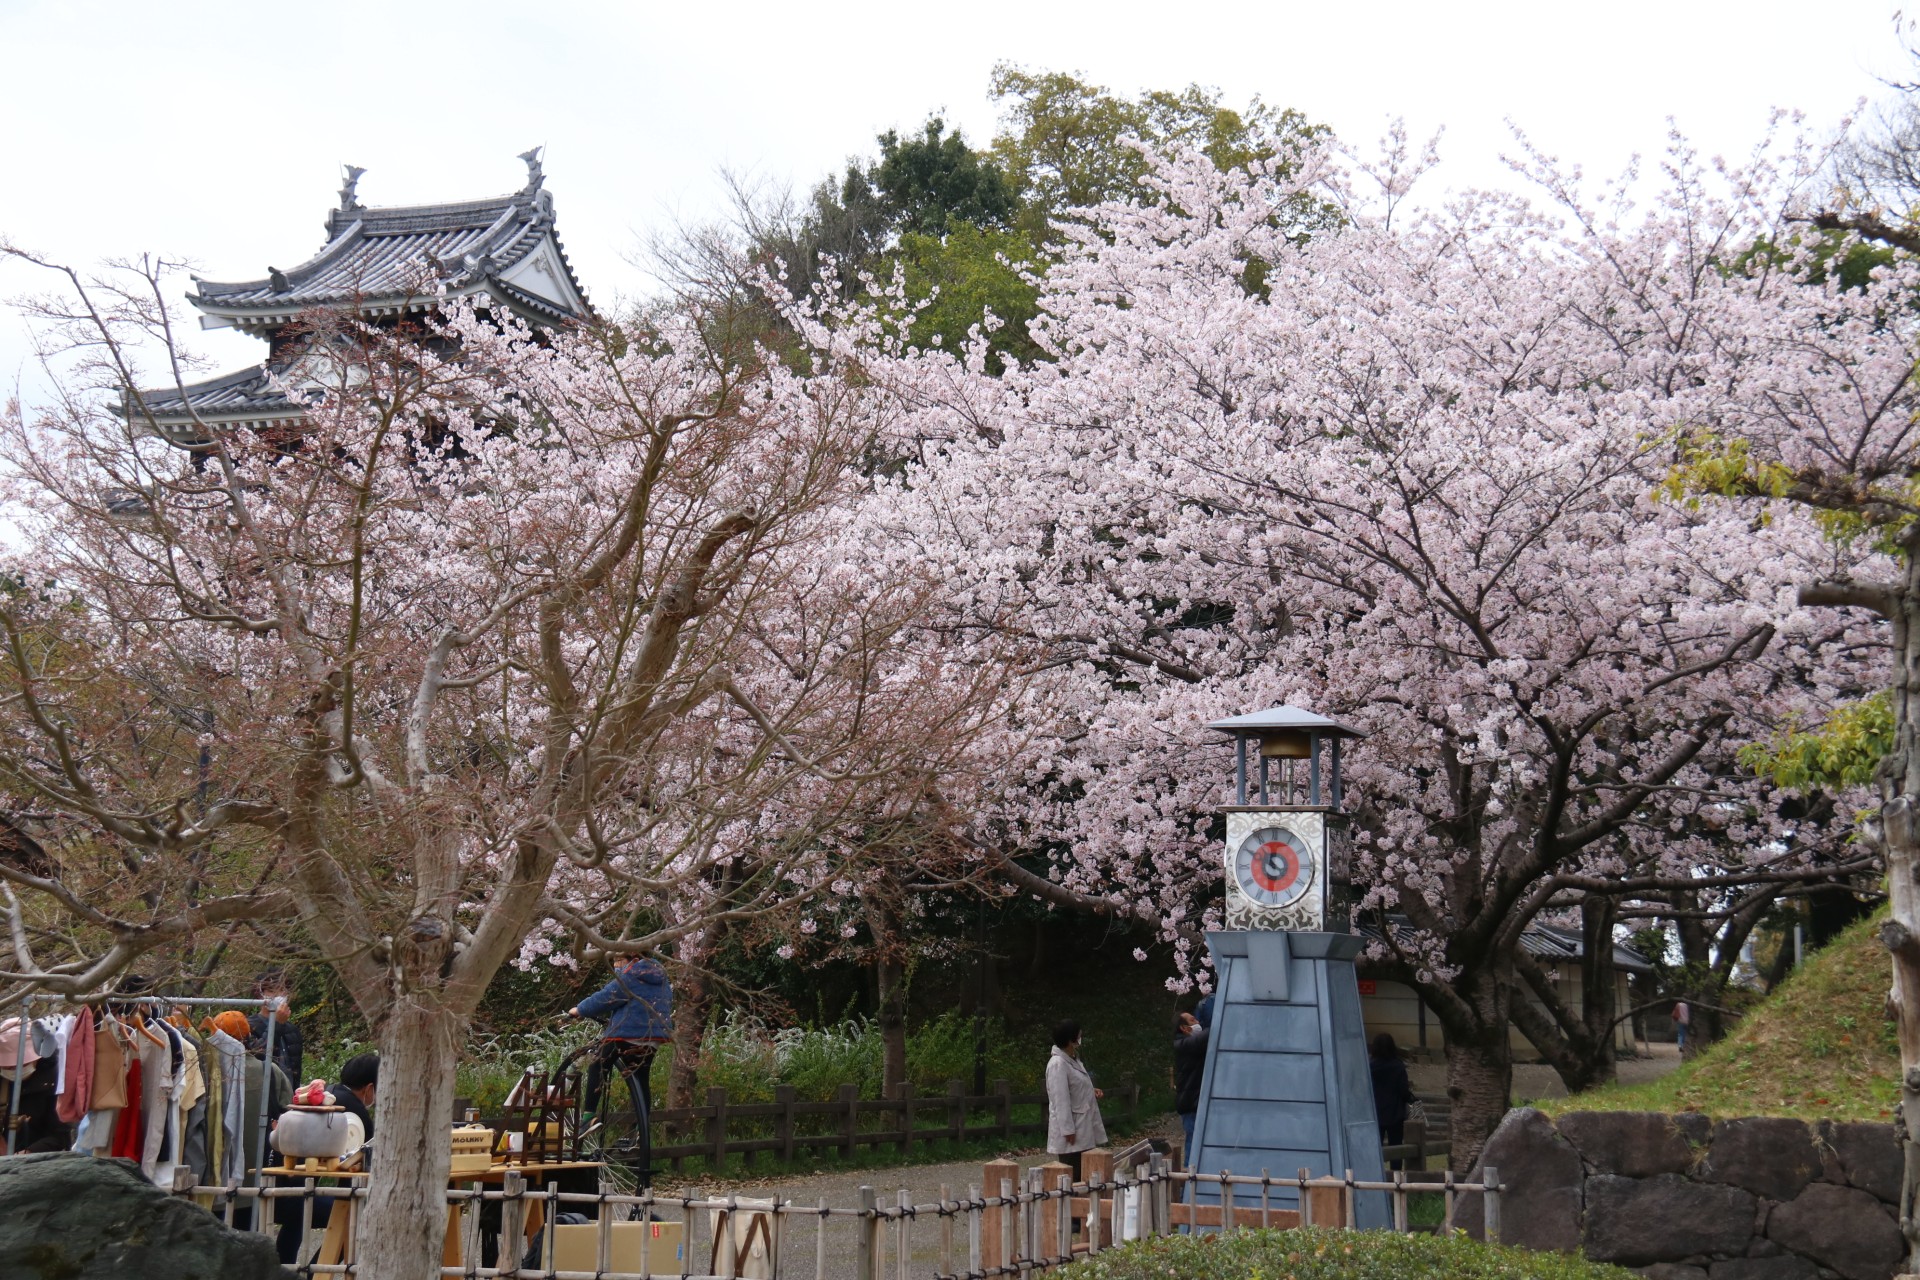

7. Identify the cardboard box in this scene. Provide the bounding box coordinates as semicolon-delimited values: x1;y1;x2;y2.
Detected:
551;1220;684;1273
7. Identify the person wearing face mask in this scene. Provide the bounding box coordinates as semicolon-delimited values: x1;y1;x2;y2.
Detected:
1044;1020;1106;1182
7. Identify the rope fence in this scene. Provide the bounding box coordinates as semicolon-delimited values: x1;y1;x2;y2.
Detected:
177;1153;1503;1279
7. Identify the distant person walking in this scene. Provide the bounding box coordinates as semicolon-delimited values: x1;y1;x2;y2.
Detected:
1369;1033;1414;1170
1045;1020;1106;1181
1172;1011;1208;1167
1673;1000;1691;1056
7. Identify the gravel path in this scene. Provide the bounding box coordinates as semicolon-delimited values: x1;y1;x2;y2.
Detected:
648;1120;1181;1280
620;1050;1689;1277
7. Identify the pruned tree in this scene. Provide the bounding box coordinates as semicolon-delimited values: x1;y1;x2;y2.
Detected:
0;248;1011;1279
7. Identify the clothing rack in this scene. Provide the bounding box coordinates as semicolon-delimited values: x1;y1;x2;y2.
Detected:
6;993;280;1186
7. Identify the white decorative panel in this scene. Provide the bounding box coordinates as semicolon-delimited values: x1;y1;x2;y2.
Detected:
1222;808;1326;932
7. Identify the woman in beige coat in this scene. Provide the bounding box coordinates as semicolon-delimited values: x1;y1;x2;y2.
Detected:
1044;1020;1107;1180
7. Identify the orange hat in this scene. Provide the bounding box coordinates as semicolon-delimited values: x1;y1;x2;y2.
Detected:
212;1011;252;1041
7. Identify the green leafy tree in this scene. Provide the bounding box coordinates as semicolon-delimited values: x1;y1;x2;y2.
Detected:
987;64;1337;242
873;118;1018;237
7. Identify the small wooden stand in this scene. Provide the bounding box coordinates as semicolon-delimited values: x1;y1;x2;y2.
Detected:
499;1064;581;1164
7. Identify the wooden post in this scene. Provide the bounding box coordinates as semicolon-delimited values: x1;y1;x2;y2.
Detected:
967;1182;983;1278
1305;1176;1346;1229
1482;1166;1501;1245
898;1081;916;1156
856;1186;877;1280
776;1085;797;1164
501;1170;527;1278
980;1159;1016;1272
1054;1172;1073;1263
840;1083;860;1158
1082;1148;1114;1252
947;1079;964;1143
708;1087;730;1171
993;1077;1011;1139
1036;1161;1070;1264
939;1182;954;1278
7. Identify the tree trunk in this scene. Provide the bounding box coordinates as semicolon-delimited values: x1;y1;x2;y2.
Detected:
868;894;908;1095
355;997;464;1280
667;963;712;1113
1882;544;1920;1275
1440;972;1515;1175
877;950;907;1094
1579;895;1619;1086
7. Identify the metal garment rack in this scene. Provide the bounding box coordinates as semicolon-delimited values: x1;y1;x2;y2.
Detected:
6;993;279;1186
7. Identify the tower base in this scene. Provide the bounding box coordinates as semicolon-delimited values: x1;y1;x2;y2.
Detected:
1188;930;1388;1228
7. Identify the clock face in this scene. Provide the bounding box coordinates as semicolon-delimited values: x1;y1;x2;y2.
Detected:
1232;826;1314;910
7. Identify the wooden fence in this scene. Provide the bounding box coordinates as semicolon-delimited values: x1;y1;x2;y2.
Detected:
183;1149;1503;1279
459;1079;1142;1174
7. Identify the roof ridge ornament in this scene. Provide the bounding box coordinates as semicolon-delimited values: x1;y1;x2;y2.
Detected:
338;164;367;212
517;146;544;195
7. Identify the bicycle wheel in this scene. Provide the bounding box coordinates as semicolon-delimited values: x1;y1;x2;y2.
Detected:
566;1041;655;1196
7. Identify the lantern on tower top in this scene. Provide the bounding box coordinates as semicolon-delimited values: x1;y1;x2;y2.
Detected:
1207;705;1365;934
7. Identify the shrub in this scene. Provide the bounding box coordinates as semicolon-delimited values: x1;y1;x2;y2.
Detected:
1056;1228;1635;1280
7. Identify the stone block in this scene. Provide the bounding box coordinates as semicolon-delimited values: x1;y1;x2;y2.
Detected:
1765;1182;1904;1280
1706;1118;1823;1203
1709;1258;1820;1280
1451;1107;1584;1252
1560;1111;1701;1177
0;1151;292;1279
1818;1122;1902;1205
1585;1174;1758;1266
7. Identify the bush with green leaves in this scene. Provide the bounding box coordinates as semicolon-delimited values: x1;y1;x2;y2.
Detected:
1057;1228;1635;1280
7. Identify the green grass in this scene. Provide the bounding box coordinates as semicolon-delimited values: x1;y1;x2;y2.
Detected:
1540;911;1898;1123
1055;1227;1635;1280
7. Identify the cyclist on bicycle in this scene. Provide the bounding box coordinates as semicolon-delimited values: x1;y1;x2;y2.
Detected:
565;954;673;1140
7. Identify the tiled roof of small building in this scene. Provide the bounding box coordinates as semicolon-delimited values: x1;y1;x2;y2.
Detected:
128;365;300;423
188;156;589;331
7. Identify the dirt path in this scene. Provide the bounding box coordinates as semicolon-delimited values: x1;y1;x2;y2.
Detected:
627;1049;1690;1276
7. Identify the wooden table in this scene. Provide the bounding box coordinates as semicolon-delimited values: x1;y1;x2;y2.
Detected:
261;1161;605;1268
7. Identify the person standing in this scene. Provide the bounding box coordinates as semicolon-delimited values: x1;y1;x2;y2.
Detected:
1673;999;1691;1057
1044;1020;1106;1181
1172;1012;1208;1168
253;977;304;1084
1369;1033;1414;1171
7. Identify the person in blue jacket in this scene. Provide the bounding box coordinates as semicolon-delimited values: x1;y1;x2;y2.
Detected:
566;955;673;1144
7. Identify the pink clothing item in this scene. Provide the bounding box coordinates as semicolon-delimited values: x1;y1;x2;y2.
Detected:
56;1011;95;1123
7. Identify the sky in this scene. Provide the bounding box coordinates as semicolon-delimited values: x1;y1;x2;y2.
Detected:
0;0;1911;392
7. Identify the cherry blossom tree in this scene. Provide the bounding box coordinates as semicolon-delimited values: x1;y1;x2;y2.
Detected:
860;134;1894;1169
0;252;1010;1279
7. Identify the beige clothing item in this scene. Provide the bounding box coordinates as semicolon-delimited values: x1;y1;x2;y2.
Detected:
91;1019;129;1110
1045;1044;1107;1156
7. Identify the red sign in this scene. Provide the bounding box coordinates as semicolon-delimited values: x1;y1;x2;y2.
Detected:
1356;979;1377;996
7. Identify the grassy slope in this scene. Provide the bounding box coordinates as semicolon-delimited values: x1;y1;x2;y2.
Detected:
1540;912;1898;1122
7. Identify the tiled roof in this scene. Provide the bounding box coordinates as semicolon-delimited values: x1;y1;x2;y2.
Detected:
127;365;299;420
189;173;589;330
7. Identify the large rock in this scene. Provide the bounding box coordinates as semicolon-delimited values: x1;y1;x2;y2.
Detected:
0;1152;291;1280
1584;1173;1758;1266
1704;1118;1823;1203
1765;1182;1903;1280
1452;1107;1584;1252
1819;1122;1902;1205
1559;1111;1700;1177
1707;1258;1819;1280
1639;1267;1708;1280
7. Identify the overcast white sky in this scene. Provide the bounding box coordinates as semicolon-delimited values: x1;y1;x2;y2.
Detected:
0;0;1911;390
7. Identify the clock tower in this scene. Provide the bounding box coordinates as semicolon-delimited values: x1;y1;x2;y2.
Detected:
1187;705;1389;1228
1212;705;1357;933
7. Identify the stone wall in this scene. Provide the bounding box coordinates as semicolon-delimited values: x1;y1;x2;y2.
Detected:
1454;1109;1904;1280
